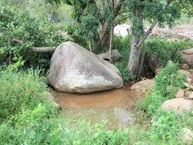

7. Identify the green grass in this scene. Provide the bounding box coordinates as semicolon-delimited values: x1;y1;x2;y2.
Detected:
134;63;193;144
0;68;56;121
0;56;193;145
0;67;131;145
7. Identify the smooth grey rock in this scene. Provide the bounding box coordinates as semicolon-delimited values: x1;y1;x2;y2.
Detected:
48;42;123;94
181;49;193;67
98;49;122;62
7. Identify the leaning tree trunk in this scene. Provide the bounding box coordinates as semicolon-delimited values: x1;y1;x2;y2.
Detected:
101;29;110;49
137;42;146;77
127;35;140;76
109;0;115;63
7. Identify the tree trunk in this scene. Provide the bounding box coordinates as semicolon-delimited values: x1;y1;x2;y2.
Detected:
109;26;113;63
101;29;110;49
109;0;115;63
137;42;146;77
127;35;140;76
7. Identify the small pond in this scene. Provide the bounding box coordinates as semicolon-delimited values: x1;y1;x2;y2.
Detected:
52;89;138;129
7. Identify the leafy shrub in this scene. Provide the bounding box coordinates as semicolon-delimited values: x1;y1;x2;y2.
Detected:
136;62;185;116
66;25;89;48
146;37;193;66
115;62;134;83
0;68;56;121
0;66;131;145
154;62;185;98
0;6;67;69
134;63;193;144
0;107;130;145
149;111;181;142
113;36;130;65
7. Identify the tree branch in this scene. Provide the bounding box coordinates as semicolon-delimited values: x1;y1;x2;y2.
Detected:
137;20;157;48
136;0;174;49
11;38;24;44
114;0;124;16
31;47;56;52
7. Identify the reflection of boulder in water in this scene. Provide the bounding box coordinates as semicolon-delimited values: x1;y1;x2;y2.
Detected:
53;88;135;129
48;42;123;94
113;108;132;125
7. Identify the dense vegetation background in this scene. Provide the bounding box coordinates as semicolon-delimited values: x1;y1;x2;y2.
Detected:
1;0;193;144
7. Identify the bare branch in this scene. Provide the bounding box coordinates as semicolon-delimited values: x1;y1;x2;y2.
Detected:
31;47;56;52
11;38;24;44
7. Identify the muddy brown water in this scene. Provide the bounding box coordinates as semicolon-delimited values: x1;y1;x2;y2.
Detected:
52;89;138;129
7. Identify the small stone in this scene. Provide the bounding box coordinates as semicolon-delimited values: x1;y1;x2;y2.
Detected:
181;63;189;70
179;128;193;144
175;89;185;98
185;90;192;97
179;69;191;77
186;76;192;83
180;48;193;67
184;83;193;90
188;92;193;99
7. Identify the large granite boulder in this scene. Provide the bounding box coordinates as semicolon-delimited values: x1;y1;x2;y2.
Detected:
48;42;123;94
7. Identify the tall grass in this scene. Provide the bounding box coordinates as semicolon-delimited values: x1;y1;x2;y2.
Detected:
0;68;56;121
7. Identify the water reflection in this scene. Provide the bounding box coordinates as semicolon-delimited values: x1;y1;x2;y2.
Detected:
52;89;136;129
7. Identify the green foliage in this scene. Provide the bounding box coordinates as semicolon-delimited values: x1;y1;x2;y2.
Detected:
154;62;185;98
0;109;130;145
150;111;181;142
63;0;127;50
147;109;193;144
0;67;130;145
115;62;134;83
136;63;185;116
0;68;56;121
113;36;131;65
66;25;89;48
0;105;62;145
124;0;182;32
146;37;193;66
113;36;136;82
80;14;100;39
0;6;67;69
134;63;193;144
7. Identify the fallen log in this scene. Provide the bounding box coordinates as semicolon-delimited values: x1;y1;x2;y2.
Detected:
31;47;56;52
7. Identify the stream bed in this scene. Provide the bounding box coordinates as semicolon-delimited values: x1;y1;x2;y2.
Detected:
52;89;138;129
